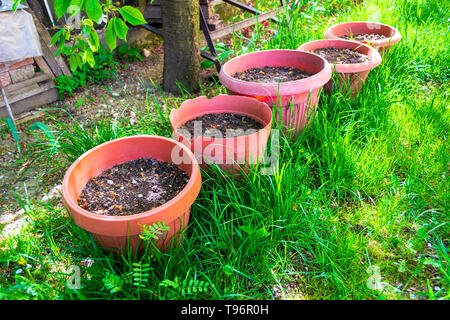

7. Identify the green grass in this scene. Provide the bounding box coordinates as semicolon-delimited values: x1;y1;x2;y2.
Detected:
0;0;448;300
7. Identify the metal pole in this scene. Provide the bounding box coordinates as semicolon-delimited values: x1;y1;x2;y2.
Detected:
0;86;15;125
42;0;55;27
199;7;221;72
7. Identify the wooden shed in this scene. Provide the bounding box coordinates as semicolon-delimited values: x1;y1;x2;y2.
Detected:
0;1;71;119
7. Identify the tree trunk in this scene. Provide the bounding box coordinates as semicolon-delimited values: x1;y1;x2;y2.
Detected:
161;0;201;94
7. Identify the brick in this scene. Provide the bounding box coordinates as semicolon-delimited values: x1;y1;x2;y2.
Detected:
0;72;11;88
8;58;34;71
9;65;35;83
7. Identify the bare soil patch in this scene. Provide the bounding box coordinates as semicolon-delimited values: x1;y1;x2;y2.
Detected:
179;112;264;137
340;33;388;41
78;158;189;216
232;66;313;83
313;47;370;64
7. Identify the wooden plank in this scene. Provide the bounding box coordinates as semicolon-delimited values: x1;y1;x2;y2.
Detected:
0;87;58;119
199;4;284;51
29;10;72;77
8;83;40;98
30;10;64;77
34;56;55;78
4;73;51;95
39;37;64;77
209;6;284;40
9;65;35;83
0;80;56;108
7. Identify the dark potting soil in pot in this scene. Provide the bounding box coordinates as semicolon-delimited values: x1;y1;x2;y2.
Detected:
340;33;388;41
78;158;189;216
313;47;370;64
232;66;313;83
178;112;264;138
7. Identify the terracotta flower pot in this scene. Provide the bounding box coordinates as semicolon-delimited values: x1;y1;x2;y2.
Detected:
61;135;202;253
219;50;331;134
324;21;402;55
298;39;382;95
170;95;272;173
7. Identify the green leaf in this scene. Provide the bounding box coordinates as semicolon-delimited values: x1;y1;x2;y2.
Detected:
83;49;95;68
82;24;91;35
6;118;20;151
105;19;117;51
50;29;64;46
58;36;66;51
222;264;234;276
62;46;72;55
12;0;19;11
85;0;103;23
69;55;78;72
200;50;233;68
69;54;82;72
54;48;62;58
54;0;71;19
67;0;84;16
200;60;212;69
88;28;100;51
139;221;170;241
28;122;56;140
113;18;129;41
119;5;147;26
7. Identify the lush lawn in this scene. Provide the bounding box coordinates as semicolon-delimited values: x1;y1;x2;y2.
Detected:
0;0;448;300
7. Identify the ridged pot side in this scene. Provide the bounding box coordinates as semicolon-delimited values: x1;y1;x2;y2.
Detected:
170;95;272;174
219;50;331;134
298;39;382;95
61;136;202;253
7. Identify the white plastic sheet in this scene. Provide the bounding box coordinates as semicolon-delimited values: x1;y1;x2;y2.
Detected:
0;10;43;64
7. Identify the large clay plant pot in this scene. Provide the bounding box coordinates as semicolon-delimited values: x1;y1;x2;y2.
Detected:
170;95;272;173
62;135;202;253
324;21;402;55
219;49;331;134
298;39;382;95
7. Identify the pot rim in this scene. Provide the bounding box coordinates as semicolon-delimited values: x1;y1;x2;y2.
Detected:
170;94;273;144
219;49;332;97
324;21;402;47
61;135;201;226
297;39;382;73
